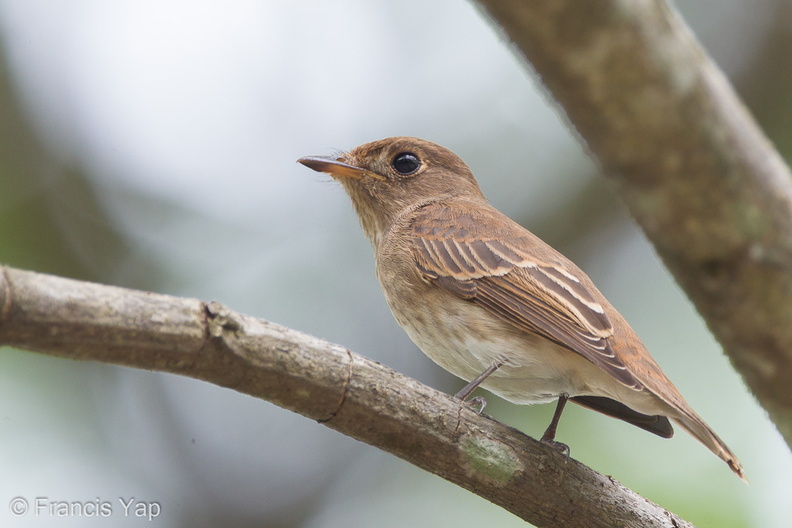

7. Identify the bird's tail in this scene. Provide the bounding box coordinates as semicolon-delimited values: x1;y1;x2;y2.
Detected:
672;409;746;482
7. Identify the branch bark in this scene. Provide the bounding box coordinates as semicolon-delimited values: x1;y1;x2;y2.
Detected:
0;266;693;528
474;0;792;447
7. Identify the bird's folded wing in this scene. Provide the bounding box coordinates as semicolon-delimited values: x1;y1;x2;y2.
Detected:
411;203;642;390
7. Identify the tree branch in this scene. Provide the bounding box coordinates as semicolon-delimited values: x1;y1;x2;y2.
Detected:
474;0;792;447
0;266;693;528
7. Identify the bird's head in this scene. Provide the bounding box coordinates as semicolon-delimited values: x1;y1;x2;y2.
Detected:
298;137;484;245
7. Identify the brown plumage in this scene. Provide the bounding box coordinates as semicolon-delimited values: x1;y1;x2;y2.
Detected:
298;136;745;480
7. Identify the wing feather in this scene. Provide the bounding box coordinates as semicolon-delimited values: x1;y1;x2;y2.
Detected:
412;203;641;390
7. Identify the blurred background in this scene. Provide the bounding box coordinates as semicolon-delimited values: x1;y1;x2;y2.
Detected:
0;0;790;526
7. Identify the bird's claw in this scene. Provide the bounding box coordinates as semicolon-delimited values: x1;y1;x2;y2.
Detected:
456;395;487;414
540;436;570;457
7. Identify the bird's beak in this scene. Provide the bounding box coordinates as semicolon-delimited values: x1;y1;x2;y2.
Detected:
297;155;384;181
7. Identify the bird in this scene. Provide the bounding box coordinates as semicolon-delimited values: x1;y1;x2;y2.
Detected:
298;136;745;480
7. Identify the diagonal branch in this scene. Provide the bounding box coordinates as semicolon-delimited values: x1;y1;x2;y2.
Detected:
0;266;693;528
474;0;792;447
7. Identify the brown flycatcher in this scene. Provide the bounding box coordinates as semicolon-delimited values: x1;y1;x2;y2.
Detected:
298;136;744;480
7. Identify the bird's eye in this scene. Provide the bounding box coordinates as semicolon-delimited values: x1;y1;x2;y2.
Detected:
391;152;421;175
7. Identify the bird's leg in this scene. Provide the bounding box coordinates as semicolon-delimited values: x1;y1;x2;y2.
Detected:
454;362;501;400
454;362;502;413
540;394;570;455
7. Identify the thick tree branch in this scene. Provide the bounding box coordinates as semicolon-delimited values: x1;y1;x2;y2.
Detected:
474;0;792;446
0;266;693;528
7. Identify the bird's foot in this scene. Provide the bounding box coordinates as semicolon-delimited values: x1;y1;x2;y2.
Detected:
458;396;487;414
540;435;570;457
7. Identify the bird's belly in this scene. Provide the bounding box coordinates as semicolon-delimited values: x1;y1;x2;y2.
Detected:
385;287;605;404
